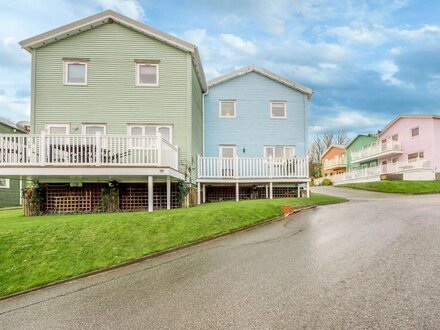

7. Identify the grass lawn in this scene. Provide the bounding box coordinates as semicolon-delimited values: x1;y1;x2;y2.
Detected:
339;180;440;194
0;193;344;297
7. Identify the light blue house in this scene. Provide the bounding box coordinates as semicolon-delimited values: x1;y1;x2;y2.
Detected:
197;65;313;203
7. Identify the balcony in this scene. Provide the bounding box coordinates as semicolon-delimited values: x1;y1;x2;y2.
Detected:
197;156;309;182
351;140;403;163
331;159;434;184
0;133;182;180
323;155;346;170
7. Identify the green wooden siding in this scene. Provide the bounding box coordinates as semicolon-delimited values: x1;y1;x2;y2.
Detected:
346;135;378;169
31;22;202;178
190;65;203;181
0;122;23;206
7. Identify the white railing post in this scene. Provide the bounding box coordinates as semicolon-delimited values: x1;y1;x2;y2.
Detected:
235;155;239;179
95;132;101;166
157;132;162;166
269;155;273;178
40;131;46;165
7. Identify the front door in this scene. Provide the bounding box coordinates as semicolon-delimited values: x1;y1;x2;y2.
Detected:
219;145;236;177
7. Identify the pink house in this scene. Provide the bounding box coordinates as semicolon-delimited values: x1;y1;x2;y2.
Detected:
377;115;439;175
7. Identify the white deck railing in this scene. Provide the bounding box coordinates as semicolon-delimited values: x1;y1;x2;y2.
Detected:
351;140;402;162
0;132;179;169
331;159;433;184
198;156;309;179
323;156;346;170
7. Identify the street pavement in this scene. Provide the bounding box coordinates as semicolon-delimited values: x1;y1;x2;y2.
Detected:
1;187;440;329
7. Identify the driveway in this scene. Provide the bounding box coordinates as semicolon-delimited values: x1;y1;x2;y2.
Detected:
2;188;440;329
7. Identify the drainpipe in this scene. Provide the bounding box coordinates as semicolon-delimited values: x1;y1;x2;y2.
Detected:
202;90;209;156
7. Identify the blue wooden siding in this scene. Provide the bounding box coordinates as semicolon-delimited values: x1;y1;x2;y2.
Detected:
204;72;308;158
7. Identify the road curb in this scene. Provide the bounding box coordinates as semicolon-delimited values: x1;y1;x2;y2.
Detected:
0;204;321;301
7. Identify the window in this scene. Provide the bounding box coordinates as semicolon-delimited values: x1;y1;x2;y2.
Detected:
408;151;424;161
392;134;398;141
136;63;159;86
411;127;420;137
392;157;399;163
82;124;106;135
219;145;236;158
270;101;287;118
264;145;295;158
362;164;368;169
219;100;236;118
64;61;87;85
45;124;70;135
128;124;172;148
0;178;10;189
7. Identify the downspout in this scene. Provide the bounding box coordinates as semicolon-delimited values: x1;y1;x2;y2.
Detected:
202;90;209;156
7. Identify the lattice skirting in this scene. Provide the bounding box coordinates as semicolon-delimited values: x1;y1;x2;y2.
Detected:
39;182;179;214
205;185;300;202
119;183;179;211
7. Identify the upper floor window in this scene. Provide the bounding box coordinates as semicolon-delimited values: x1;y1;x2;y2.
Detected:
83;124;106;135
411;127;420;137
219;100;236;118
0;178;10;189
270;101;287;119
136;62;159;86
392;134;398;141
264;145;295;158
64;60;88;85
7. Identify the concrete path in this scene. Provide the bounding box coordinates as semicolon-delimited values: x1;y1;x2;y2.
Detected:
2;188;440;329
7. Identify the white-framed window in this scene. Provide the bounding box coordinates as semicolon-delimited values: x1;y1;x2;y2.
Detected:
0;178;10;189
392;157;399;163
264;145;295;158
82;124;106;135
270;101;287;119
408;151;424;161
219;100;236;118
411;127;420;138
219;145;236;158
64;61;87;85
128;124;172;148
136;63;159;86
362;164;368;169
45;124;70;135
392;134;398;141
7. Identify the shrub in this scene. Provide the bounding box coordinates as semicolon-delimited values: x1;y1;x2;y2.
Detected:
321;178;333;186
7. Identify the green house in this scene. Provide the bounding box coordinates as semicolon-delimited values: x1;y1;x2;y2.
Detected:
0;10;207;213
0;118;27;208
346;134;378;170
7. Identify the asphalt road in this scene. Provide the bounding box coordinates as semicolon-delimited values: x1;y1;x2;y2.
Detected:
2;187;440;329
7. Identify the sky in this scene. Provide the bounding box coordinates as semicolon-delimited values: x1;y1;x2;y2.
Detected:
1;0;440;139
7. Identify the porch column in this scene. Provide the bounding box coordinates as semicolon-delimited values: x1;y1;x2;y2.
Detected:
306;182;310;198
202;184;206;204
148;176;153;212
265;185;268;199
269;182;273;199
197;182;201;205
297;184;301;198
167;176;171;210
235;182;239;202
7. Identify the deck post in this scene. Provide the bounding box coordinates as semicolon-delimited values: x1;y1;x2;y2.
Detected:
95;131;101;166
265;185;268;198
148;176;153;212
297;184;301;198
167;176;171;210
202;184;206;203
40;131;46;165
269;182;273;199
197;182;201;205
306;182;310;198
235;182;239;202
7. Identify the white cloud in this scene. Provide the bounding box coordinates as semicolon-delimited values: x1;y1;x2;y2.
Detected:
220;34;257;55
0;91;30;122
94;0;144;20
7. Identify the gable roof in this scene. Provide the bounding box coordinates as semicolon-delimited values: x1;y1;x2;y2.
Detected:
380;114;440;136
320;145;345;160
345;134;377;149
207;64;313;97
0;117;27;133
19;10;207;92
